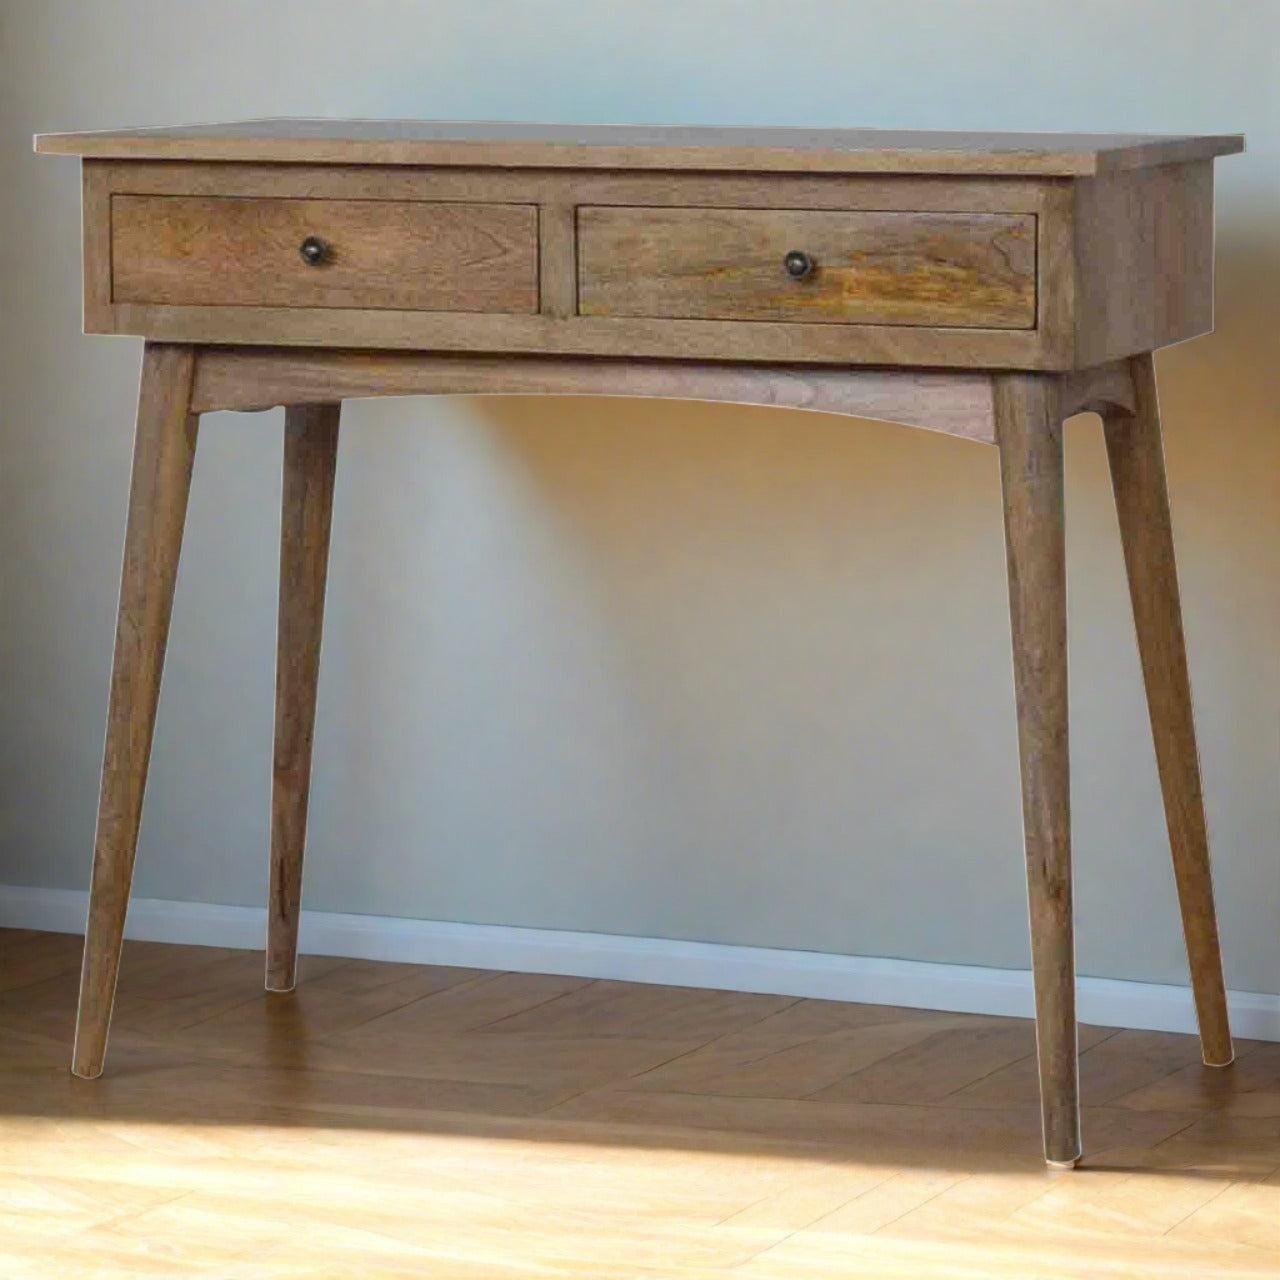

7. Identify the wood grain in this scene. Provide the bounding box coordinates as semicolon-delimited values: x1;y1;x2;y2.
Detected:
266;405;340;993
72;343;199;1079
106;304;1055;369
64;152;1213;371
80;161;113;332
34;119;1245;175
1102;354;1232;1067
1060;358;1137;419
42;122;1239;1174
66;141;1236;369
537;203;577;319
577;207;1036;329
81;161;1061;368
1034;180;1077;369
111;195;538;313
995;373;1079;1167
66;155;1184;372
74;155;1223;371
189;347;1002;443
6;928;1280;1279
73;156;1220;370
1073;161;1216;367
82;159;1053;213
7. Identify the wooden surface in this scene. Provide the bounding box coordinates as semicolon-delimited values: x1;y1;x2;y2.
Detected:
64;340;1234;1168
577;207;1036;329
79;158;1052;211
80;161;113;332
266;405;340;993
1060;359;1138;419
1073;161;1216;367
33;119;1245;175
104;299;1058;370
75;159;1052;211
1103;354;1232;1067
188;347;1010;443
112;195;539;312
65;153;1227;370
72;344;199;1079
995;374;1079;1166
4;928;1279;1278
37;119;1239;1172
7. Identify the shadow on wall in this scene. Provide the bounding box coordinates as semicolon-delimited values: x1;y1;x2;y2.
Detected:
323;381;1031;963
1140;239;1280;870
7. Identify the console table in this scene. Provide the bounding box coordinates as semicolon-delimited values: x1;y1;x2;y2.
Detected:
35;121;1244;1167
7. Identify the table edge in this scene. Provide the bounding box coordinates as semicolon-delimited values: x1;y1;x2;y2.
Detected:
33;121;1246;176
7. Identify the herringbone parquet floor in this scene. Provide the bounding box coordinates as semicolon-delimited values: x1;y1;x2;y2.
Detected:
2;926;1279;1277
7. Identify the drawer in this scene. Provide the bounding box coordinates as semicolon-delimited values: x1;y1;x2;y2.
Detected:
111;195;539;313
577;206;1036;329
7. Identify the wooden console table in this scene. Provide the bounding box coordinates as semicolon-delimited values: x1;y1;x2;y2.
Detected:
35;121;1244;1166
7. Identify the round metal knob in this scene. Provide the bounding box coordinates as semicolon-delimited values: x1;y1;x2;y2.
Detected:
783;249;815;279
299;235;331;266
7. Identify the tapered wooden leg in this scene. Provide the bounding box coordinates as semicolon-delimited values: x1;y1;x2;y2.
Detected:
995;373;1080;1168
265;404;340;991
1103;354;1232;1067
73;343;200;1078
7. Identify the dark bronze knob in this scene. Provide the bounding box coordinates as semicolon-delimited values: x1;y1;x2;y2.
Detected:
783;249;815;279
299;235;331;266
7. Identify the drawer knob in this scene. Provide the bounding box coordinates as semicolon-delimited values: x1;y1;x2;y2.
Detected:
783;249;815;280
298;235;331;266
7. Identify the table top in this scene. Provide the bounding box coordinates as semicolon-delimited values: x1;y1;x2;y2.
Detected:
34;119;1244;176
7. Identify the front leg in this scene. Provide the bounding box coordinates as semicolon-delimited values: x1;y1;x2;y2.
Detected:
994;373;1079;1167
73;343;200;1078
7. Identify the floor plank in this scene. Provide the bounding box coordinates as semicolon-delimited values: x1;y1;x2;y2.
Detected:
1;927;1277;1277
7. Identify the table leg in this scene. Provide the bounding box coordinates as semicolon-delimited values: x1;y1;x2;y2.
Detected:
265;403;341;991
1103;354;1233;1066
995;372;1080;1168
73;343;200;1078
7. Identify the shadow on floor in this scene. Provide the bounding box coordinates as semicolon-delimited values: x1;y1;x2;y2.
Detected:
1;928;1275;1184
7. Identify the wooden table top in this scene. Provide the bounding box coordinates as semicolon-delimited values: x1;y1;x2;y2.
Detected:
33;119;1244;176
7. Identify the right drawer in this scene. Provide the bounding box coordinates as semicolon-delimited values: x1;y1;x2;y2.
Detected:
577;206;1036;330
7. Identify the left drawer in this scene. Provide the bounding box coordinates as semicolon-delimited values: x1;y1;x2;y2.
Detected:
110;196;540;313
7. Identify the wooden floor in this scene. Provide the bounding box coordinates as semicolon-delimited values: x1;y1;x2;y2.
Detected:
2;928;1280;1277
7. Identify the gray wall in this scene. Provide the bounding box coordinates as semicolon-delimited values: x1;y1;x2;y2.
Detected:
1;0;1277;989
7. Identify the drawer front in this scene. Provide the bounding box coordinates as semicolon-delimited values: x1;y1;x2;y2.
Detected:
111;195;539;313
577;206;1036;329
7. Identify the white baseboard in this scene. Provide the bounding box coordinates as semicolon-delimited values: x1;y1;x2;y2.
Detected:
3;882;1278;1041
